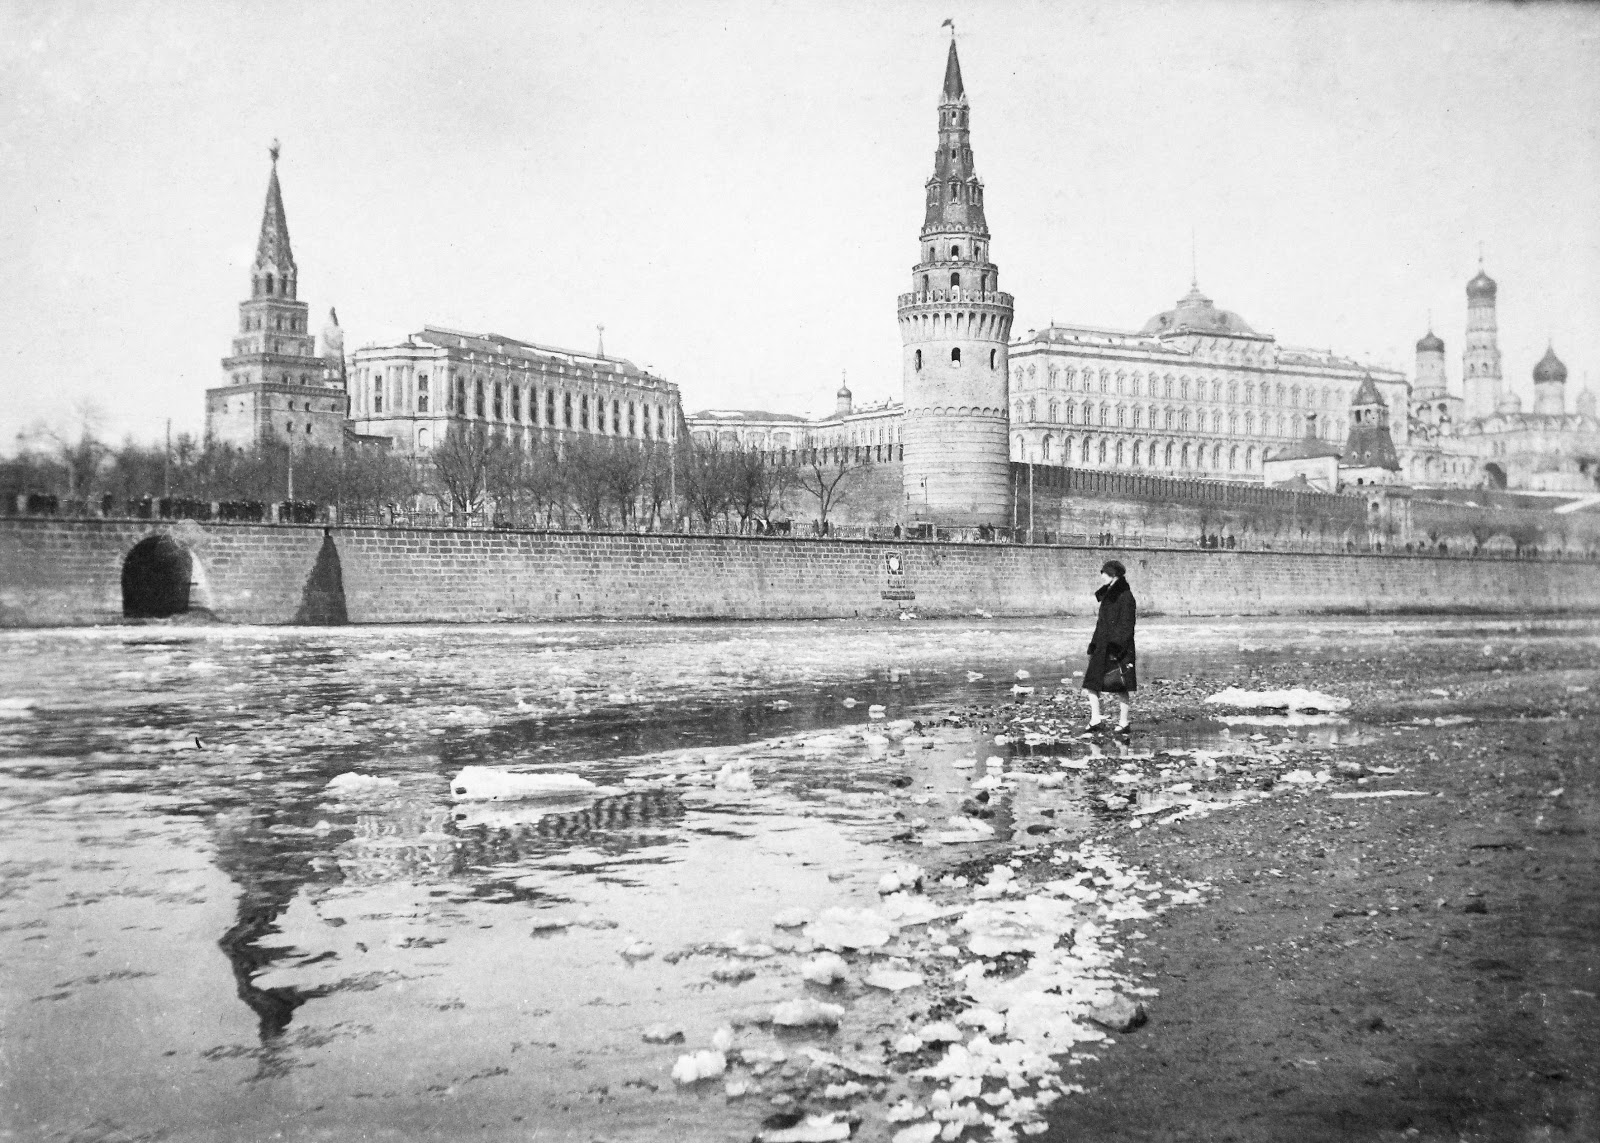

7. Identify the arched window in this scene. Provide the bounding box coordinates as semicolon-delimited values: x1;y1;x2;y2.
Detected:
1164;409;1174;430
563;392;573;428
1164;442;1174;467
1132;440;1143;466
1098;439;1108;464
1132;407;1142;428
418;375;430;413
1245;445;1256;470
1014;435;1025;458
1180;443;1190;468
1292;414;1303;437
989;348;997;369
1081;437;1092;463
1228;413;1237;434
1099;369;1110;393
1181;378;1190;401
1116;405;1126;427
418;427;431;450
1245;412;1255;435
950;182;959;201
1099;404;1109;426
474;380;485;418
265;272;275;295
1065;401;1076;424
1243;382;1254;404
1163;375;1174;399
950;272;960;289
1212;443;1223;469
922;274;929;292
951;245;961;258
1048;400;1058;422
914;349;922;371
1014;401;1024;421
1211;410;1222;432
1042;435;1053;460
1064;436;1074;462
373;375;384;414
951;347;961;365
1229;445;1238;471
1115;440;1124;465
510;386;521;421
493;382;504;420
1027;398;1037;421
1228;381;1238;403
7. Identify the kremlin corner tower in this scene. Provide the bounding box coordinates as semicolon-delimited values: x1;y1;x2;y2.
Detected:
898;37;1014;526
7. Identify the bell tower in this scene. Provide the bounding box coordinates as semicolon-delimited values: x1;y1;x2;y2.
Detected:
898;36;1014;526
1462;259;1502;420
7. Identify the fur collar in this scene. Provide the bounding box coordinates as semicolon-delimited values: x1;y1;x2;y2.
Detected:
1095;576;1129;603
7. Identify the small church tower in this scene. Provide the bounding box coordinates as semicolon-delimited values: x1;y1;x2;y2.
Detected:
1462;261;1503;420
898;36;1014;526
206;143;349;453
1342;374;1402;483
1532;344;1568;416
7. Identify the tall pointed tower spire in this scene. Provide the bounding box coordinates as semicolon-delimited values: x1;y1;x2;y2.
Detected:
254;140;297;300
899;35;1014;526
209;143;349;453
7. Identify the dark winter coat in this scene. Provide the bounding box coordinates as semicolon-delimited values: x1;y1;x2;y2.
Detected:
1082;576;1138;693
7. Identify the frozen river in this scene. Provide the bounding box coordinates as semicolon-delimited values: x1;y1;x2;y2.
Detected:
0;615;1583;1141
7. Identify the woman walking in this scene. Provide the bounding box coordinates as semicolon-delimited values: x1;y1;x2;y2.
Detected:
1083;559;1137;732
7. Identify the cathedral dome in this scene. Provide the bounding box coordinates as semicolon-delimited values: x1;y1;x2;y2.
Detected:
1139;283;1257;337
1415;330;1445;354
1532;344;1567;385
1466;268;1497;301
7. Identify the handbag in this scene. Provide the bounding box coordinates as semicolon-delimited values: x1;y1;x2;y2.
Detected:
1101;659;1128;692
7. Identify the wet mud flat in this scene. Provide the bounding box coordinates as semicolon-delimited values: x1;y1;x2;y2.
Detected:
986;638;1600;1142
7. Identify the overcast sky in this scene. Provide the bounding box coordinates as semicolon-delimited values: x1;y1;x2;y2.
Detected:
3;0;1597;449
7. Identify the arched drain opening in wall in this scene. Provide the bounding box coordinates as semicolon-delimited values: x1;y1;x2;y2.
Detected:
122;535;193;618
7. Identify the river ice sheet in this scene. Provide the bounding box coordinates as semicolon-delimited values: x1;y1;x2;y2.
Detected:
0;616;1588;1141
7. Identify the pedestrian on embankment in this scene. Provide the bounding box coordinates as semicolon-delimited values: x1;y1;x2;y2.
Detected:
1083;559;1137;733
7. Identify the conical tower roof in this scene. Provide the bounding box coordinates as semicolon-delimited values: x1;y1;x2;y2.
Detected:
255;142;296;273
942;38;965;102
1351;374;1386;407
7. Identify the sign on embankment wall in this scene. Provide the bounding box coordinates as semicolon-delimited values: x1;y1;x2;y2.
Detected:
2;517;1598;628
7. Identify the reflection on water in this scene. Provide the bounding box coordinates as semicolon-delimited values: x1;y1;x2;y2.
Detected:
1;616;1593;1142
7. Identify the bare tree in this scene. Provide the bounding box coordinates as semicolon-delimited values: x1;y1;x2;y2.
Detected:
431;423;492;520
681;438;733;530
794;455;855;530
604;440;650;529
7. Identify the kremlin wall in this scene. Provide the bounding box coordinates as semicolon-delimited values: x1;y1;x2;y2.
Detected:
4;516;1600;629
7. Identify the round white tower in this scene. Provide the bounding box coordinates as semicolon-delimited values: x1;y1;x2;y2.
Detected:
898;37;1014;526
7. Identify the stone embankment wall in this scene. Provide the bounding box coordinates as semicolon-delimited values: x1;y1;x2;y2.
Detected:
3;517;1598;628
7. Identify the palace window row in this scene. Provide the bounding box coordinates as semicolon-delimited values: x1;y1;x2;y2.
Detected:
1012;399;1343;441
1012;363;1349;410
357;365;673;441
1020;434;1263;473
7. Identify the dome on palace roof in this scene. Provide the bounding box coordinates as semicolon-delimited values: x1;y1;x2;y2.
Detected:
1467;267;1497;301
1415;329;1445;354
1533;344;1567;385
1139;282;1258;337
